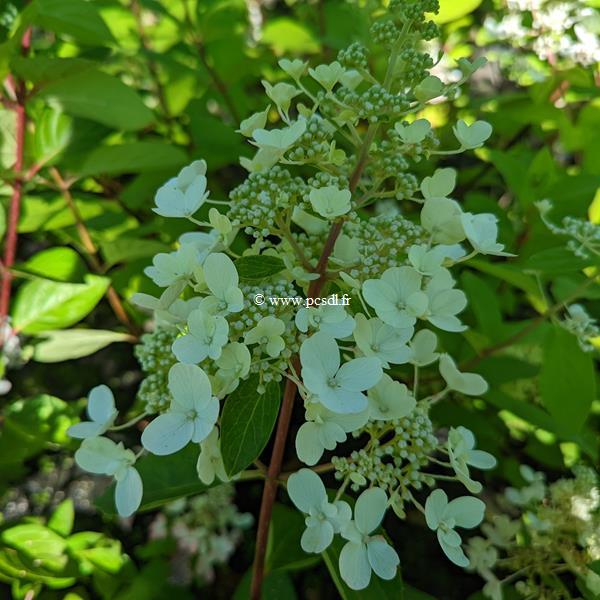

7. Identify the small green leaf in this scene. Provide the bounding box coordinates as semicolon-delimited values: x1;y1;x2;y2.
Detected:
2;524;66;559
37;70;154;132
96;445;214;515
12;274;110;334
47;500;74;537
539;326;596;435
221;377;281;477
33;329;132;363
10;56;95;84
32;107;72;165
235;255;286;282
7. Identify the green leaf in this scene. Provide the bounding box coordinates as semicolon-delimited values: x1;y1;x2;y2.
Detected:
261;18;320;55
322;536;404;599
47;500;74;537
220;377;281;477
266;504;321;572
32;107;72;165
524;247;596;274
539;326;596;435
100;238;170;268
235;255;286;282
80;142;188;176
233;569;298;600
37;70;154;132
10;56;95;85
2;524;66;560
12;274;110;334
96;445;214;515
0;107;16;170
27;0;115;46
19;247;87;283
33;329;132;363
431;0;482;24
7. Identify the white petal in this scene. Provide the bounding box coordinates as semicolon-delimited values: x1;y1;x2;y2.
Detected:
336;357;382;392
300;521;334;553
141;412;194;456
425;489;448;530
339;541;372;590
87;385;116;423
367;536;399;580
68;421;106;439
75;437;124;475
191;397;220;443
445;496;486;529
438;530;469;567
295;423;325;466
287;468;327;513
168;363;213;411
172;334;208;364
355;487;387;535
115;466;143;517
300;332;340;379
204;253;239;299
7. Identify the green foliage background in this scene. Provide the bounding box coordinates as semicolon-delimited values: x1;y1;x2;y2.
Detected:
0;0;598;598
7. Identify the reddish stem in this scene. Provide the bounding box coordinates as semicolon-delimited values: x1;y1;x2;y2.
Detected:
249;125;374;599
0;29;31;325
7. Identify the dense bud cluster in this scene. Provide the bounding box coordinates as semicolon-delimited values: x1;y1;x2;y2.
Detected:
337;42;369;70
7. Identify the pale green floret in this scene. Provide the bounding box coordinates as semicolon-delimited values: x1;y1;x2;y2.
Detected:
287;469;351;553
75;437;142;518
339;488;400;590
446;426;497;493
244;316;286;358
425;489;486;567
68;385;117;439
141;363;219;456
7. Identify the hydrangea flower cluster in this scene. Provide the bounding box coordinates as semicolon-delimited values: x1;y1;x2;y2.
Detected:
67;0;513;590
483;0;600;76
467;465;600;600
148;486;253;585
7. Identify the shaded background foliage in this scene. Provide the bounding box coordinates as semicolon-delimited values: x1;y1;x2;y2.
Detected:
0;0;598;598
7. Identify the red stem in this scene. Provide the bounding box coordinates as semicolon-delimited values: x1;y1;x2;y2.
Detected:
249;126;373;599
0;29;31;325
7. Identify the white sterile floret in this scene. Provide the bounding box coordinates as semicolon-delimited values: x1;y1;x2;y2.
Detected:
408;244;447;276
287;468;351;553
362;266;425;329
141;363;219;456
460;213;514;256
215;342;251;395
439;354;488;396
252;119;306;151
196;426;228;485
144;243;198;287
339;488;400;590
300;332;382;414
308;61;346;90
279;58;308;80
353;313;412;368
153;166;210;218
423;269;468;332
408;329;439;366
453;120;493;149
309;185;352;219
421;197;466;244
172;308;229;364
395;118;431;144
331;234;361;265
425;489;486;567
367;374;416;421
75;437;142;517
262;81;300;114
200;252;243;315
244;316;286;358
292;207;329;234
339;69;362;90
295;304;355;339
415;74;444;101
295;402;368;466
448;426;497;493
68;385;117;439
237;105;270;137
421;168;457;200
